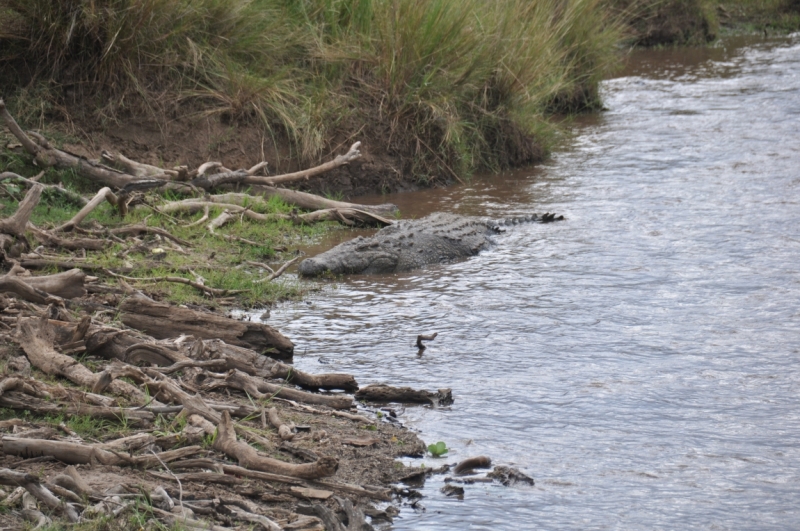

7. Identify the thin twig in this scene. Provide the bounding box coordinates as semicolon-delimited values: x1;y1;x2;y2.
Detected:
149;449;184;515
253;256;301;283
104;269;246;297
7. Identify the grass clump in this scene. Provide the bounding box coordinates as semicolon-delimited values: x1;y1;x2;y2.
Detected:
0;0;624;185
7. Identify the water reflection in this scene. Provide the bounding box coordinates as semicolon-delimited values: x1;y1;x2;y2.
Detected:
263;35;800;530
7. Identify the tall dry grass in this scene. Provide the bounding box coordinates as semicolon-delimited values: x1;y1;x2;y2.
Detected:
0;0;624;182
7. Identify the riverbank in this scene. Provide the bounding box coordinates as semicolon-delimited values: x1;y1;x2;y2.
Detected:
0;102;440;530
0;0;622;194
617;0;800;46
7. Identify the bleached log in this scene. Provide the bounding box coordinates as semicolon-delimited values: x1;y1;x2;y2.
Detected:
53;187;122;232
5;267;87;299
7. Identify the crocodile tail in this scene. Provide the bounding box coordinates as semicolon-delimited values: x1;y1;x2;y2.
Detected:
491;213;564;228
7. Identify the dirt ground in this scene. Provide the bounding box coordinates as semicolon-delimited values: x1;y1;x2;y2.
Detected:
55;114;426;200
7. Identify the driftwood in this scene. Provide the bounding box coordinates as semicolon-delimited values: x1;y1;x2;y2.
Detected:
255;142;361;186
157;191;396;220
0;172;88;206
118;297;294;359
228;507;282;531
53;187;123;232
0;99;141;189
0;375;114;407
253;256;302;283
0;392;154;427
196;339;358;392
158;196;394;228
175;460;308;488
26;224;107;251
453;456;492;475
355;384;454;406
4;266;87;299
301;497;371;531
213;411;338;480
0;437;201;468
0;468;79;522
268;407;295;441
0;273;61;304
100;150;179;180
212;369;353;410
106;270;243;298
248;185;398;216
53;322;358;395
0;182;41;258
0;183;41;239
14;314;148;403
190;142;361;190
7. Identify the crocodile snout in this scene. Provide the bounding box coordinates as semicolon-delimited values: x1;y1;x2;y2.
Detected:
298;257;327;277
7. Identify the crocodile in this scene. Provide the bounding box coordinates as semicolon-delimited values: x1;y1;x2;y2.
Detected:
298;211;563;277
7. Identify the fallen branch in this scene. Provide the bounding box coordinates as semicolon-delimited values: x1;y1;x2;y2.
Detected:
0;172;87;206
4;265;87;299
268;407;295;441
191;143;361;189
26;224;107;251
100;150;179;180
53;187;122;232
0;468;79;522
249;141;362;186
193;340;358;392
355;384;453;406
1;99;146;189
213;411;338;479
164;191;397;218
0;437;202;468
183;205;209;227
228;507;282;531
105;270;245;298
212;369;353;409
119;297;294;359
14;314;148;403
0;392;154;427
0;183;42;258
206;209;235;234
253;256;301;283
0;274;61;304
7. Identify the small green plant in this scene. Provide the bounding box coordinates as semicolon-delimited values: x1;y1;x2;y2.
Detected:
427;441;448;457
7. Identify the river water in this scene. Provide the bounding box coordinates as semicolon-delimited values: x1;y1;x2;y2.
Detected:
262;35;800;529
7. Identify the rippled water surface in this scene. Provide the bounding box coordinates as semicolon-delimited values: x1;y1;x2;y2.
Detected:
263;36;800;529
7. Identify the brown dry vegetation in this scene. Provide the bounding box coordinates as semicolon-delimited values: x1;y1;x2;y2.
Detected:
0;0;625;194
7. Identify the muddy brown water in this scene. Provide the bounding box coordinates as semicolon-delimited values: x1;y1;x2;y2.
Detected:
256;35;800;529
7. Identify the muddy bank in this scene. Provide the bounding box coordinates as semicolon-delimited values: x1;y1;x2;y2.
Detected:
46;114;431;199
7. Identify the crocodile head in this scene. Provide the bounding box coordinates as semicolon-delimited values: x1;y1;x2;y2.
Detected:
298;237;400;276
